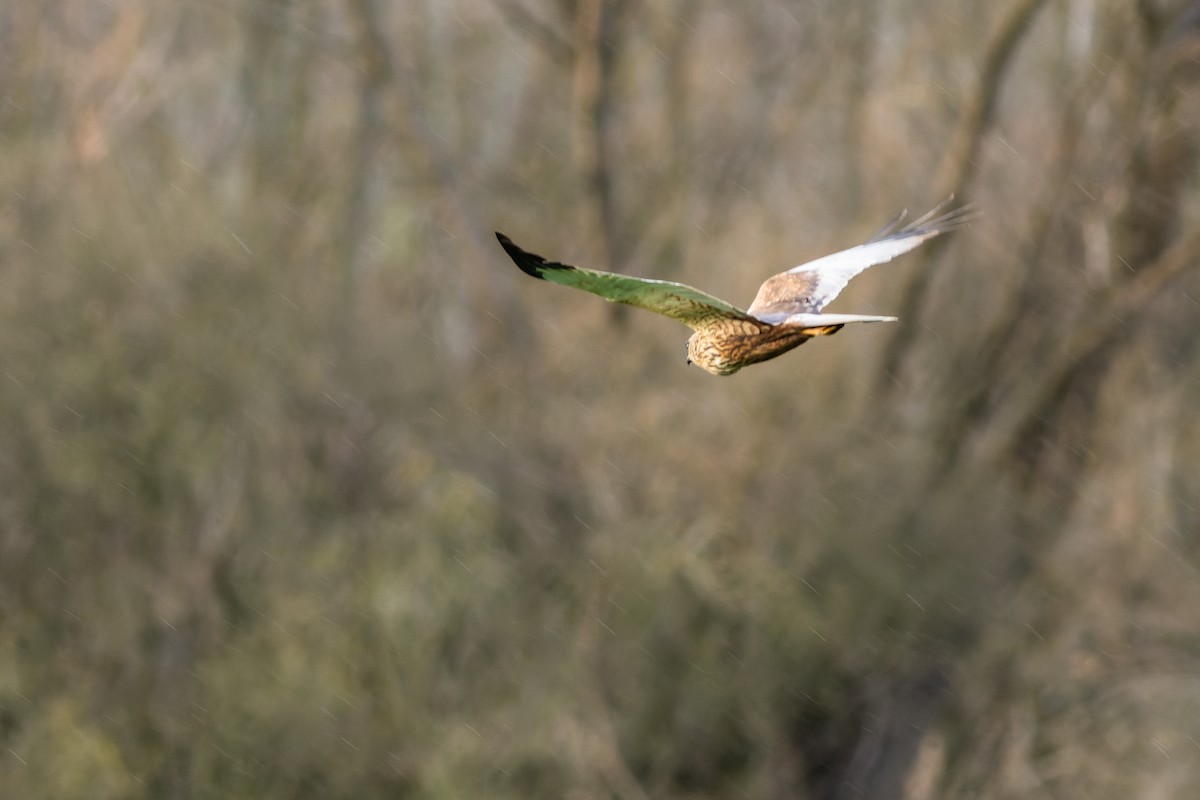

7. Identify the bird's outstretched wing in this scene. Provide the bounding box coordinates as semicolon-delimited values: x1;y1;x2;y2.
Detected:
747;199;972;322
496;233;757;330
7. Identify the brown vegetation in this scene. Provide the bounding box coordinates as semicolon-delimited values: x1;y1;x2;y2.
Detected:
2;1;1199;798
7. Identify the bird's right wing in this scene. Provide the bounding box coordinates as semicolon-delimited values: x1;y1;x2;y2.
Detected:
747;199;972;320
496;233;757;330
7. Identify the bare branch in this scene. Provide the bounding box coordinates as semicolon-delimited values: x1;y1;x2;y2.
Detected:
972;219;1200;466
877;0;1051;388
929;58;1119;463
493;0;573;64
571;0;628;272
342;0;391;333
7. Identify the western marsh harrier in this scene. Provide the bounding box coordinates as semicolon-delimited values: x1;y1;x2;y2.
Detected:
496;201;969;376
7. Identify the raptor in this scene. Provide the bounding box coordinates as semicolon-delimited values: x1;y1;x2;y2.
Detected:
496;201;970;376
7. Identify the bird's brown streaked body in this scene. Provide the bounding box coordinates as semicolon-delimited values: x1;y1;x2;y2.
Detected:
496;200;971;376
684;318;846;376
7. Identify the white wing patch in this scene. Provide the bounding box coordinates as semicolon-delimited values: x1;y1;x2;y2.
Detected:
784;203;967;312
783;312;898;326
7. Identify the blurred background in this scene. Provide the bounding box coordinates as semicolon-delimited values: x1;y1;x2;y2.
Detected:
3;1;1200;797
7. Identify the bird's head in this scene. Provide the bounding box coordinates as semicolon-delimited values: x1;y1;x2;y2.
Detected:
685;333;739;376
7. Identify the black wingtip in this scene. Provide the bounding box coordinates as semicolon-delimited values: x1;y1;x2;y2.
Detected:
494;232;573;280
495;231;522;262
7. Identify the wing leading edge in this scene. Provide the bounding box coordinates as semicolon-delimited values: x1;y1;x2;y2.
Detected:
495;232;756;330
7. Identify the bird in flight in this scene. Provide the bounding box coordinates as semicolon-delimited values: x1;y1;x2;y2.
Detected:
495;200;970;376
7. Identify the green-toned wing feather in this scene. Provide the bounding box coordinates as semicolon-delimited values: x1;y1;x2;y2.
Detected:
496;233;754;329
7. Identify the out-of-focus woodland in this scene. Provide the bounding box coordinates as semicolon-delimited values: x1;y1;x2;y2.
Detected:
3;0;1200;797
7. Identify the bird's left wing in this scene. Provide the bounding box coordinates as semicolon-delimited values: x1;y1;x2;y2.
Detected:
747;199;972;320
496;233;756;330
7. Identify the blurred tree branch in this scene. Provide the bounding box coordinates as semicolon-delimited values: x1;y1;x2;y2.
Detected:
841;1;880;214
878;0;1050;390
494;0;573;63
973;214;1200;469
931;58;1118;469
930;0;1050;198
571;0;629;272
967;3;1200;470
347;0;531;368
343;0;390;338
